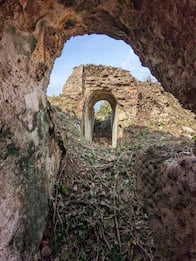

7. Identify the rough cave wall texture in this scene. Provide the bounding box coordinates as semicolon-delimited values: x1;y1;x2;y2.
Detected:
0;0;195;260
136;146;196;260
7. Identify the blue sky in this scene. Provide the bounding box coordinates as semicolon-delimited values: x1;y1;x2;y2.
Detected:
47;34;156;96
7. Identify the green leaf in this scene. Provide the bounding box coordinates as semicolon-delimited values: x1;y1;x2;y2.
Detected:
89;190;94;196
124;179;129;184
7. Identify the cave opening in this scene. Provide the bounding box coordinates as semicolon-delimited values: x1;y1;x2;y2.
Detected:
47;33;156;148
47;34;156;97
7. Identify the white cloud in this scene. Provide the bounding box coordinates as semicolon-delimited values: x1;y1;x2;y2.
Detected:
47;35;158;96
120;49;137;70
120;49;157;82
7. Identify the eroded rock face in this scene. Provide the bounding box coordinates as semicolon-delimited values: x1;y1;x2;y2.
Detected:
0;0;195;259
137;147;196;259
0;19;62;260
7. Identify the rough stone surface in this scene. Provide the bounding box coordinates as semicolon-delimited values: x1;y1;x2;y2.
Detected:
137;147;196;260
0;104;61;261
0;0;195;259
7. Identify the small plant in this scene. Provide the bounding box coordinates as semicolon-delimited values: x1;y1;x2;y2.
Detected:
87;151;94;164
135;129;148;139
96;101;112;119
55;106;62;112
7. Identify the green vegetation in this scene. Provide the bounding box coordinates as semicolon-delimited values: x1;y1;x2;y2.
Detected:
96;101;112;119
93;101;112;145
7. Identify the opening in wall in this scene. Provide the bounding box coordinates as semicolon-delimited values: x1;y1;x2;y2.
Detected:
93;100;112;146
84;92;118;148
47;34;157;96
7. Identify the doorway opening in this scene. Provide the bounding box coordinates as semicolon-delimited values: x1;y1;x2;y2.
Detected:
93;100;112;146
84;91;118;147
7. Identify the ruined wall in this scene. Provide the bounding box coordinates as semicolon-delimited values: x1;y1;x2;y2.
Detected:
62;64;139;143
0;0;195;259
58;64;196;144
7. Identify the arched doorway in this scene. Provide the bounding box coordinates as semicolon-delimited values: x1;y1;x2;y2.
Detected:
84;91;118;147
93;100;112;145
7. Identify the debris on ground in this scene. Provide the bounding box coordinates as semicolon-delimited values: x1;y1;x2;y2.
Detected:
39;108;194;261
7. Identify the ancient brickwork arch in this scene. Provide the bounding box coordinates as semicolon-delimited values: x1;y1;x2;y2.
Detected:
84;91;118;147
61;64;140;146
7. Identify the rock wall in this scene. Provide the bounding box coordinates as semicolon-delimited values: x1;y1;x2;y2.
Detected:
0;24;62;260
0;0;195;259
137;146;196;260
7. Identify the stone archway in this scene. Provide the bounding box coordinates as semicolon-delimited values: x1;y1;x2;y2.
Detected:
61;64;140;147
84;91;118;147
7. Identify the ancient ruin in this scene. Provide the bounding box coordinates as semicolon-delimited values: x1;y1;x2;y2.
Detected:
0;1;196;260
51;64;195;146
59;64;140;147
